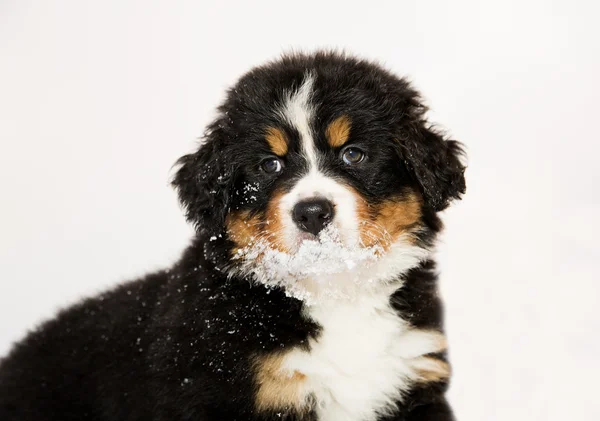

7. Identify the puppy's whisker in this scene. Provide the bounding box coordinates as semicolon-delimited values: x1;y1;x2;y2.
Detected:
358;220;393;247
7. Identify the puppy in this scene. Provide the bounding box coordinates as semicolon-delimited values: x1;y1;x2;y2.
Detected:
0;52;466;421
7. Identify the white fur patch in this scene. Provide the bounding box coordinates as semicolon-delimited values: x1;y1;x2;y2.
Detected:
282;293;446;421
278;73;318;170
276;72;358;250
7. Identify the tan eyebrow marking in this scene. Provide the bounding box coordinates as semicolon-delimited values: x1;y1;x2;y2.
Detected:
326;115;352;148
265;127;288;156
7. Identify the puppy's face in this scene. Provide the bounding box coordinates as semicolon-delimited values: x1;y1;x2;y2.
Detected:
173;54;465;301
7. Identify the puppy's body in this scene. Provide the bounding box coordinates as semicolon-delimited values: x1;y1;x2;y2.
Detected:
0;53;465;421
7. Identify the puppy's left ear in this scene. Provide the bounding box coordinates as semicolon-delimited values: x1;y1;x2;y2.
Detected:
400;123;466;211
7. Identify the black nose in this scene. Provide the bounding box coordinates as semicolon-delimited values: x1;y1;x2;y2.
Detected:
292;198;335;236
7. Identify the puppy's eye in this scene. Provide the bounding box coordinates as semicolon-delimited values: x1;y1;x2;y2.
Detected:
341;147;365;165
261;157;283;174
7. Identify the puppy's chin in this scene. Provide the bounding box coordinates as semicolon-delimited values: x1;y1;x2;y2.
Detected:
230;224;429;305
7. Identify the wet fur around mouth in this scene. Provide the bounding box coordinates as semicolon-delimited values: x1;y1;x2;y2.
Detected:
0;51;465;421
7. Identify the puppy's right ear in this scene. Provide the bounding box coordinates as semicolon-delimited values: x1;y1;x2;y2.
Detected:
398;124;466;212
171;125;234;234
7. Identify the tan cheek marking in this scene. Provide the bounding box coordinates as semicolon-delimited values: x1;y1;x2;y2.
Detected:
265;127;288;156
355;190;423;250
263;191;288;252
225;191;289;254
326;115;352;148
253;352;308;413
225;210;261;251
353;192;376;246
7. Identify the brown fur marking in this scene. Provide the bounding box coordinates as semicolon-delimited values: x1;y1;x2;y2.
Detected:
225;191;288;254
411;356;451;383
253;352;308;412
265;127;288;156
225;210;261;251
354;189;423;250
326;115;352;148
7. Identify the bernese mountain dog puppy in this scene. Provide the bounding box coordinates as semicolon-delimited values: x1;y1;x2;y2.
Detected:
0;52;466;421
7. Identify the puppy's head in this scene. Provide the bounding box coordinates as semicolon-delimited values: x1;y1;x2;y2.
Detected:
173;52;465;302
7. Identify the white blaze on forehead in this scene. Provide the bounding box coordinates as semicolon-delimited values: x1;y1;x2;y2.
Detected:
278;73;318;170
277;73;360;250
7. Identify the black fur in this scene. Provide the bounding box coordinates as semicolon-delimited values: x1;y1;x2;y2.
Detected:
0;52;465;421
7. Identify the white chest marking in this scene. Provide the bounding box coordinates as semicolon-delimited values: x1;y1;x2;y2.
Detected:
282;293;445;421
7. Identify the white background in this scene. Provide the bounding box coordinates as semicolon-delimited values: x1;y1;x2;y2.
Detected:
1;1;599;419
